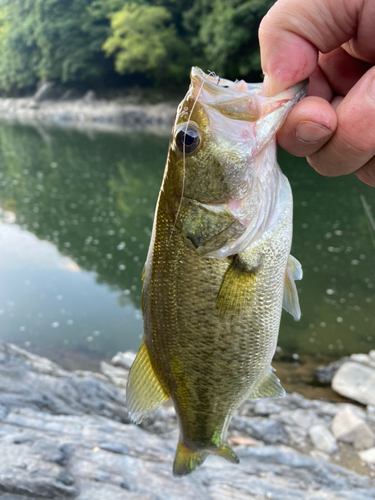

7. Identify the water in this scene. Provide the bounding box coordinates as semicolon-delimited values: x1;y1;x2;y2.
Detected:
0;124;373;374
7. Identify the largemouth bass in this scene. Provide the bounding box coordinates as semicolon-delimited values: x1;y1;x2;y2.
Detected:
127;68;306;476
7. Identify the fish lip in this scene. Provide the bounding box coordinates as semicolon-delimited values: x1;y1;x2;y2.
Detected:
190;67;307;121
190;67;307;100
190;67;263;101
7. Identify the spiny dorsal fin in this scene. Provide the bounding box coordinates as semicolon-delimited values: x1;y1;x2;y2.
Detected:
126;339;169;424
283;265;301;320
288;255;303;281
249;367;285;399
216;255;260;316
173;440;208;477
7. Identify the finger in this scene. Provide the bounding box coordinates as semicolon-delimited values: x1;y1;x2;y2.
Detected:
277;97;336;157
307;67;375;177
307;65;334;101
259;0;365;95
355;157;375;187
342;1;375;64
318;48;373;95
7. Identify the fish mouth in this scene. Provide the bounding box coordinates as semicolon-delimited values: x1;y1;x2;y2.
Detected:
190;67;307;122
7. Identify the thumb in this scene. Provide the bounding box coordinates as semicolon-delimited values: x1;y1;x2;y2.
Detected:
259;0;363;95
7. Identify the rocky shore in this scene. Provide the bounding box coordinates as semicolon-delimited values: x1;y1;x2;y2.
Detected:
0;87;176;135
0;342;374;499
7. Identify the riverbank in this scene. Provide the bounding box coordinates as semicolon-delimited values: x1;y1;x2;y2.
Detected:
0;94;176;135
0;341;374;500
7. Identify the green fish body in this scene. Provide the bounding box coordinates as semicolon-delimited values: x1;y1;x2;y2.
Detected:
127;68;306;476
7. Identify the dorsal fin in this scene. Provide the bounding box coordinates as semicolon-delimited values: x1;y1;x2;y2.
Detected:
126;339;169;424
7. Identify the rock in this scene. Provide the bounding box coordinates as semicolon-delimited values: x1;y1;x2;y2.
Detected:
1;342;375;499
82;90;96;103
230;415;288;445
351;353;375;369
359;447;375;464
111;351;136;371
332;361;375;406
34;81;56;102
315;357;349;384
99;361;128;389
332;407;375;450
0;342;129;423
60;89;79;101
278;409;325;430
308;424;339;454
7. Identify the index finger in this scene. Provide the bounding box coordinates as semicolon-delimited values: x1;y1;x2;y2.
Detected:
259;0;365;95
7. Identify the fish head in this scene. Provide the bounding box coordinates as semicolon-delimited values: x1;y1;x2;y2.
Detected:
169;67;306;206
167;68;306;257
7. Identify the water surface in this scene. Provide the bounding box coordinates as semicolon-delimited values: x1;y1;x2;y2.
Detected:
0;124;373;376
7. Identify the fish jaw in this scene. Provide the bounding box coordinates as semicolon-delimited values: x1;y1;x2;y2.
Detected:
175;68;306;258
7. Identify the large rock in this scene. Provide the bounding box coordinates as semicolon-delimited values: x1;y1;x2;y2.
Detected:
332;361;375;406
34;81;57;102
332;407;375;450
0;342;375;499
111;350;136;371
359;448;375;464
308;424;339;454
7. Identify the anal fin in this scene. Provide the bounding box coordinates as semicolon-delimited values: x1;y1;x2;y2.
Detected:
214;445;239;464
249;367;285;399
126;339;169;424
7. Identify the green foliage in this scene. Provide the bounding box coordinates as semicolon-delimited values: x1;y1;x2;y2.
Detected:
0;2;39;93
184;0;275;80
103;3;190;83
0;0;276;93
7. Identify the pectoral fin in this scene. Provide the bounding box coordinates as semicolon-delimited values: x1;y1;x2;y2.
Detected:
288;255;303;281
126;339;169;424
282;256;302;321
216;254;260;316
249;367;285;399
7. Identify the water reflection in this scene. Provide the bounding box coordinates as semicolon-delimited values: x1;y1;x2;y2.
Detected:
0;124;373;365
0;125;166;357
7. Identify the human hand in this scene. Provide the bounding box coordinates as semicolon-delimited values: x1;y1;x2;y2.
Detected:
259;0;375;187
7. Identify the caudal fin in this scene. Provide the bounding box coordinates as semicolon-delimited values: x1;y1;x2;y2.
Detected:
173;439;239;477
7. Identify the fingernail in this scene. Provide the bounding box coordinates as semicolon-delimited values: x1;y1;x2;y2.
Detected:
295;121;332;143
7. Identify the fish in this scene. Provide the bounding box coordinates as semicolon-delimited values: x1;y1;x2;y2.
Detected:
126;67;306;476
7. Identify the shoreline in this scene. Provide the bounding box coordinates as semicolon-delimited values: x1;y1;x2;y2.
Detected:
0;341;374;499
0;95;176;135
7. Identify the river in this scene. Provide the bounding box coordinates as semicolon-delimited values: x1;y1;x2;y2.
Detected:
0;124;373;390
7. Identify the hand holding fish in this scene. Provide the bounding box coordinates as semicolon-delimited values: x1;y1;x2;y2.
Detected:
259;0;375;187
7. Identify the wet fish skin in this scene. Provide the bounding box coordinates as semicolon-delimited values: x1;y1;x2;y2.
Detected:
127;68;306;476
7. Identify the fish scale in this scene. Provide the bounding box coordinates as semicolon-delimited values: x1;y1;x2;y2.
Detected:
127;68;306;476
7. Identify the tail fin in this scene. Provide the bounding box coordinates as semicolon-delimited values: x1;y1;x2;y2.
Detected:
173;440;208;477
173;439;239;477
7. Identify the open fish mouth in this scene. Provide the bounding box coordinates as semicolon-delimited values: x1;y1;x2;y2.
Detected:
190;67;307;123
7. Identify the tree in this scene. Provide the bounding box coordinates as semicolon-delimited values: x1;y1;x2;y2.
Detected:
102;3;191;84
184;0;275;81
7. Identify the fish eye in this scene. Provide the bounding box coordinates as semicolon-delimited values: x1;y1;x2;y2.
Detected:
175;124;201;154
